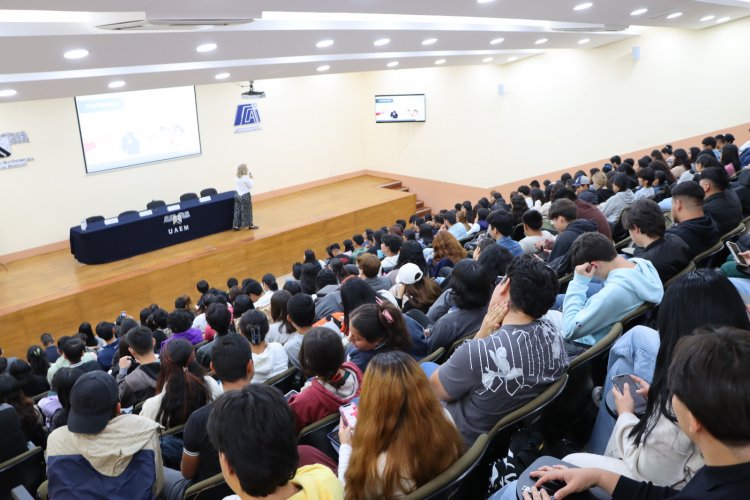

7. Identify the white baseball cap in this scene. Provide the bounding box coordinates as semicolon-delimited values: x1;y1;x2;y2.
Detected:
396;263;424;285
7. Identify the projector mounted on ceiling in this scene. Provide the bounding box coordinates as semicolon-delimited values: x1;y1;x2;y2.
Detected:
241;81;266;100
550;23;628;32
97;18;254;31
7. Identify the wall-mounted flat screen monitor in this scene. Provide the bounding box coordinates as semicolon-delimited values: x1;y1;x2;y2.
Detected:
75;85;202;174
375;94;426;123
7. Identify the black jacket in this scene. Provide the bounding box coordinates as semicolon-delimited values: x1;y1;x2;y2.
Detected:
703;190;742;235
633;233;692;283
547;219;598;276
666;214;720;259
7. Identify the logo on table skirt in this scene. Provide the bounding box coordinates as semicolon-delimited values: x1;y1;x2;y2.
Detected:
164;211;191;234
0;131;34;170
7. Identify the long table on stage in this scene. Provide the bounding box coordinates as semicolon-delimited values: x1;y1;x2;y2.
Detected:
70;192;235;264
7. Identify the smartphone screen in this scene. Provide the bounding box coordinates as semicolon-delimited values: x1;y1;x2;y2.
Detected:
612;374;648;414
727;241;748;267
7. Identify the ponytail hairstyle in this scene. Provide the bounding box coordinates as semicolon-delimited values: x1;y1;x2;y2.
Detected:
239;309;270;345
26;345;50;377
349;301;411;352
299;328;348;388
262;273;278;292
155;339;209;427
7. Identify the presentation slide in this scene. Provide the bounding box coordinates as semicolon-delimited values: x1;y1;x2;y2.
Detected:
75;86;202;174
375;94;426;123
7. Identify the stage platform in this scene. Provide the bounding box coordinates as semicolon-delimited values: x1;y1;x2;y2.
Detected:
0;175;416;357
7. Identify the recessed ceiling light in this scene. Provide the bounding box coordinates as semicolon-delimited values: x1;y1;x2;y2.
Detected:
578;38;591;44
482;57;494;63
374;38;391;46
666;12;683;19
630;8;648;16
387;61;399;68
477;0;495;3
108;80;126;89
507;56;518;62
196;43;217;53
490;37;505;45
422;38;438;45
435;59;446;65
535;38;548;45
317;65;330;72
64;49;89;59
0;89;17;97
716;16;731;23
214;73;230;80
316;39;334;48
700;15;715;22
573;3;593;11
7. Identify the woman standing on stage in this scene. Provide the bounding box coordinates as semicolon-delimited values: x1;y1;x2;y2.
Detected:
233;163;258;230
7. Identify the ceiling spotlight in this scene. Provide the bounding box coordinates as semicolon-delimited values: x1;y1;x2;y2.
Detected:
316;39;334;48
700;15;715;22
387;61;399;68
422;38;438;45
573;3;593;11
317;65;330;72
477;0;495;3
490;37;505;45
64;49;89;59
716;16;731;23
374;38;391;46
483;57;494;63
0;89;17;97
666;12;683;19
108;80;126;89
214;73;230;80
578;38;591;44
196;43;217;53
435;59;446;65
507;56;519;62
630;8;648;16
535;38;548;45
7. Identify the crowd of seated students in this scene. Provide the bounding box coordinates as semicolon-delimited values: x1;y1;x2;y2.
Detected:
3;131;750;498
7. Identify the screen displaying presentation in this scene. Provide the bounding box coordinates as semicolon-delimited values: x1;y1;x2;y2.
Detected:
375;94;426;123
75;86;202;174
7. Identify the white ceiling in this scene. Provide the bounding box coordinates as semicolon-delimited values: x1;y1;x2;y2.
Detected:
1;0;749;102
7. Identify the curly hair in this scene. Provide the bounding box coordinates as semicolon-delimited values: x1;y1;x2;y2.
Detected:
431;231;467;264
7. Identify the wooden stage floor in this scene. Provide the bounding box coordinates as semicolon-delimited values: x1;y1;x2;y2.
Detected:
0;175;416;357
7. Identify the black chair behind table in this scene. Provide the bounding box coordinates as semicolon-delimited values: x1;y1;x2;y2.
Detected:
180;192;199;202
183;472;233;500
540;324;623;444
0;447;46;499
264;367;300;395
199;188;218;197
146;200;166;210
85;215;105;224
419;346;445;365
297;413;340;462
118;210;139;218
401;433;490;500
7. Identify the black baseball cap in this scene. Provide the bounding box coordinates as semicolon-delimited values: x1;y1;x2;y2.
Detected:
68;371;119;434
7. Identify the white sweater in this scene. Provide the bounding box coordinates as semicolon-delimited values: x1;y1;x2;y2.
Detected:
140;376;222;425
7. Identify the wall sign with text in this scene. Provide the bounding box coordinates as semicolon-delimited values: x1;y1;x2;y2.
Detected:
0;131;34;170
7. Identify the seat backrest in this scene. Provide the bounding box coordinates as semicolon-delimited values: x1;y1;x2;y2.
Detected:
567;323;623;372
199;188;218;197
264;367;299;394
184;472;233;500
180;192;199;202
85;215;104;224
0;447;46;498
160;423;186;438
146;200;166;210
722;222;746;242
401;433;490;500
419;347;445;365
193;340;208;352
441;333;475;363
620;302;655;331
693;240;724;268
118;210;138;218
297;413;339;461
664;261;695;289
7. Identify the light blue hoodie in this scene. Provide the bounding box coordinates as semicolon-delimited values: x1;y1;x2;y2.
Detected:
562;258;663;346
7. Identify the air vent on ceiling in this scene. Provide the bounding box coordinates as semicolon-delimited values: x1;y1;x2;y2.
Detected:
97;18;254;31
551;24;628;32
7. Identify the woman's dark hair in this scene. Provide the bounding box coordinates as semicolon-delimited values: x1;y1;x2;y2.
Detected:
341;278;379;331
721;144;741;171
0;374;44;446
450;259;493;310
232;294;255;320
630;269;750;446
262;273;278;292
395;241;429;274
78;322;98;347
26;345;50;377
650;149;665;163
476;244;513;282
510;194;528;226
9;360;35;389
50;367;84;430
328;258;350;283
282;280;302;296
671;148;690;169
168;308;195;334
270;290;296;333
303;249;317;264
343;239;354;253
238;310;270;345
155;339;210;427
418;224;434;245
403;229;417;241
292;262;303;280
299;328;347;386
689;146;701;164
649;160;675;184
349;302;411;352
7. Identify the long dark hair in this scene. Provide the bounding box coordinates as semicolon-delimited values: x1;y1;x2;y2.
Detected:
395;241;429;274
0;374;43;445
50;367;85;431
155;339;210;427
349;302;411;352
630;270;750;445
26;345;50;377
270;290;296;334
78;322;99;347
341;278;379;331
672;148;691;169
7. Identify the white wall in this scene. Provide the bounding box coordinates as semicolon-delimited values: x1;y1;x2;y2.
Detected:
0;73;367;255
2;17;749;255
363;17;750;186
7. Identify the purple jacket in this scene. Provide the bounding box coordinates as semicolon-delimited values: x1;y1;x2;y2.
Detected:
163;328;203;347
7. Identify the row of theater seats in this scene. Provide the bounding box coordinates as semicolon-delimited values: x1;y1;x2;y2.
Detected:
84;188;218;224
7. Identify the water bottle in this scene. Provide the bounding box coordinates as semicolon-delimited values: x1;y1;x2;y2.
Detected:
81;219;87;231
